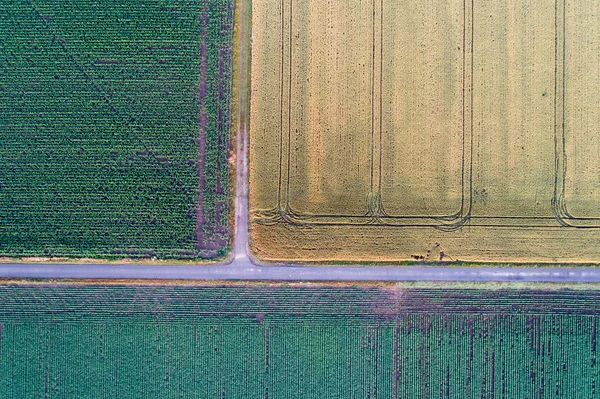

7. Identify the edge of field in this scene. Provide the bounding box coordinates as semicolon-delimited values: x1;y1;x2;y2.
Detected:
2;279;600;291
245;257;600;268
0;256;220;265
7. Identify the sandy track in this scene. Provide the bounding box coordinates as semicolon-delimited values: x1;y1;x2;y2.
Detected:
2;263;600;282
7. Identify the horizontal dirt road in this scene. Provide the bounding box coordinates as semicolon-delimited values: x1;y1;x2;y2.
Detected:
1;262;600;281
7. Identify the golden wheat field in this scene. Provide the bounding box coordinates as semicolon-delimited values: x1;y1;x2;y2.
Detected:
250;0;600;264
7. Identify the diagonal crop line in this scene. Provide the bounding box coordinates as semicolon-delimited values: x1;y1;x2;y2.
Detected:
24;0;196;204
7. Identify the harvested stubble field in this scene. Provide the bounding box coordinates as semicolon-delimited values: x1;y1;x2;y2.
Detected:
0;0;233;259
249;0;600;263
1;283;600;397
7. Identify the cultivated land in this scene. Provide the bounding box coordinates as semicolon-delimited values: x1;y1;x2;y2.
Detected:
249;0;600;263
0;0;233;259
1;282;600;397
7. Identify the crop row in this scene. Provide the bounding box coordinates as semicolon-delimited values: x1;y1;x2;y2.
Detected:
0;0;234;258
1;285;600;397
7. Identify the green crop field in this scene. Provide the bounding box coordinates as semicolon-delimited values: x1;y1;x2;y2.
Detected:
0;283;599;397
0;0;233;259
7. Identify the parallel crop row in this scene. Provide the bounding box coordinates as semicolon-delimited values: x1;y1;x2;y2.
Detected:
0;286;599;397
0;0;233;259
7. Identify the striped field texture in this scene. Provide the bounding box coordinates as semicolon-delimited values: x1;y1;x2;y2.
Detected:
0;284;599;397
0;0;233;259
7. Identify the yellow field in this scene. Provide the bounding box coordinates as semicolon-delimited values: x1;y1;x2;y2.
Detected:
250;0;600;263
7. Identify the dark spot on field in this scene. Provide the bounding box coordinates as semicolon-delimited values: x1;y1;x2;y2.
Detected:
473;188;488;204
94;59;119;65
160;6;177;11
199;237;227;251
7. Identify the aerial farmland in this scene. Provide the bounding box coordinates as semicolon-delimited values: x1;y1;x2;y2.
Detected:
3;0;600;266
3;0;600;397
1;282;599;397
0;0;234;260
250;0;600;264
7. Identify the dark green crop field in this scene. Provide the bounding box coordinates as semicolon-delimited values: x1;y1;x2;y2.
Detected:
0;0;233;259
0;283;599;397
